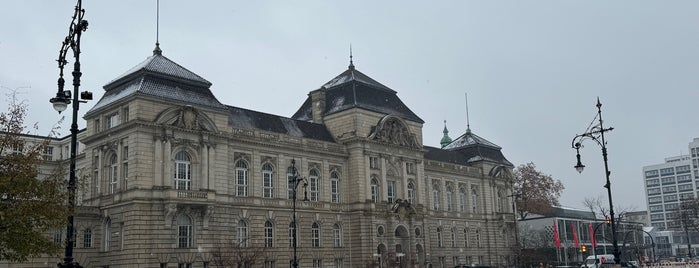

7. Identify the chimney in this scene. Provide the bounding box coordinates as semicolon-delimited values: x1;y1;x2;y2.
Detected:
310;89;326;124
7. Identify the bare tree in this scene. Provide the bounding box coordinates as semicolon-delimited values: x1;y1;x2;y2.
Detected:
210;240;267;268
669;197;699;258
513;162;564;219
582;195;635;223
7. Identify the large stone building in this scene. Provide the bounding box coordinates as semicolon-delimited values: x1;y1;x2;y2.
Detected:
4;45;516;268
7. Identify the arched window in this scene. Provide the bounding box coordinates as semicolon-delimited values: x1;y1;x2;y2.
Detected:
237;220;248;247
471;186;479;214
287;166;295;199
330;171;340;203
459;188;466;212
174;151;192;190
83;228;92;248
370;177;379;203
309;169;320;202
407;181;415;204
311;222;320;247
446;186;454;212
289;222;296;248
235;160;248;196
333;223;342;247
264;221;274;248
109;155;118;193
387;180;396;203
432;184;441;210
262;163;274;198
436;227;443;247
177;214;192;248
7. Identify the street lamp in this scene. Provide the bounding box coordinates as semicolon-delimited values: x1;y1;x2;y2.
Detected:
49;1;92;267
288;160;308;268
571;98;619;264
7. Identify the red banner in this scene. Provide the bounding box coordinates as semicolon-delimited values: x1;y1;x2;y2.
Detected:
553;220;561;248
572;222;580;248
588;222;597;247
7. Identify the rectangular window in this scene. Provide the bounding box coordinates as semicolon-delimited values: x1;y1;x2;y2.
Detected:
663;194;678;202
83;229;92;248
106;113;120;129
665;203;679;210
661;177;675;185
662;186;677;194
406;162;415;174
42;146;54;161
648;196;662;204
178;225;192;248
677;165;691;174
387;180;396;203
650;213;665;220
679;184;693;192
646;179;660;187
177;264;192;268
263;168;274;198
647;188;661;195
331;178;340;203
334;258;344;268
313;259;322;268
264;261;275;268
645;170;659;178
53;230;63;244
660;168;675;176
369;157;379;169
677;174;692;183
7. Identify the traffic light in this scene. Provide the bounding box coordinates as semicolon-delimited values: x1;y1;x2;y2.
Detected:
605;217;610;225
581;245;587;253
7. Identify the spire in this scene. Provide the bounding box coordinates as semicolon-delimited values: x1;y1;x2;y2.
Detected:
348;44;355;70
440;120;453;148
153;0;162;56
465;92;471;133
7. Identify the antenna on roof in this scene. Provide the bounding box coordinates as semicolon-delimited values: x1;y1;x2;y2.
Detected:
349;44;354;69
465;92;471;133
153;0;162;55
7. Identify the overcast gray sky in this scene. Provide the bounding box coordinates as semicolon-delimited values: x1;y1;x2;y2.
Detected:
2;1;699;212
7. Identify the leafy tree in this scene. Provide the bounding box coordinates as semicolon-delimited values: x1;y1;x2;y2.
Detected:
0;97;67;262
513;162;564;219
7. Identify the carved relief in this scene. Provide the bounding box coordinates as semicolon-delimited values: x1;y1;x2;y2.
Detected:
154;106;218;132
164;203;177;227
369;116;420;149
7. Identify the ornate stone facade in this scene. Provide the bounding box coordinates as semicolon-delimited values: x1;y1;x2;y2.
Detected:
6;49;517;268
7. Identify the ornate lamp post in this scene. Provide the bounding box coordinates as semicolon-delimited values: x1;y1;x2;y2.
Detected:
288;160;308;268
571;98;619;264
48;1;92;267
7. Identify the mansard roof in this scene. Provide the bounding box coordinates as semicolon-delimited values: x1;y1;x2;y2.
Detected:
227;105;335;142
292;65;424;123
425;129;513;167
86;46;223;116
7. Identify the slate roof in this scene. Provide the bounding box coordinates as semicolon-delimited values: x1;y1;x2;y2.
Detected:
227;105;335;142
86;46;224;116
292;65;423;123
424;129;513;167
